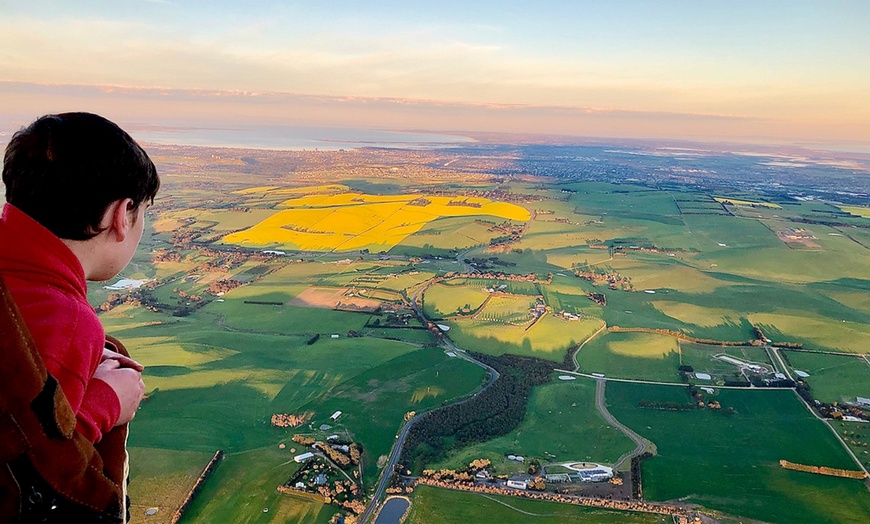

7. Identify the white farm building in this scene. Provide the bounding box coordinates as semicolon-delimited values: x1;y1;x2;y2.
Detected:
293;452;314;463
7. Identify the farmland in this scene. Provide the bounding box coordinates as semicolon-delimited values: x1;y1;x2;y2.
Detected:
71;142;870;523
430;377;636;474
606;383;870;523
783;351;870;404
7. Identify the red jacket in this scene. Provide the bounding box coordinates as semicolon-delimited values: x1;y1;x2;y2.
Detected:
0;203;120;442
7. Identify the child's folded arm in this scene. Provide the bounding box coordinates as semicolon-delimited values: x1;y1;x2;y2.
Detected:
76;377;122;443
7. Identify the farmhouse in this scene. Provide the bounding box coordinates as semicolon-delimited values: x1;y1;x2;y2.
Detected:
294;452;314;463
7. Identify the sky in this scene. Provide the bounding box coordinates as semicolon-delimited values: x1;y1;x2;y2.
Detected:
1;0;869;146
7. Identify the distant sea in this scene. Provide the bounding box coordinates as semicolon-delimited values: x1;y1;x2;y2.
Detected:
129;123;476;150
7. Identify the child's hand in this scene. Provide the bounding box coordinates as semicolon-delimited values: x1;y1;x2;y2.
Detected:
93;359;145;425
102;347;145;372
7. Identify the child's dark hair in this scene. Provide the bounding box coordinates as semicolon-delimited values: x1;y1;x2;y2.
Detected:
2;112;160;240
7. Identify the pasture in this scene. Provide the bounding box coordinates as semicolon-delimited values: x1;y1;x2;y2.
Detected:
576;332;681;382
446;315;601;362
422;282;491;318
431;377;636;474
294;347;487;481
407;485;668;524
606;383;870;523
128;448;214;524
782;351;870;404
181;446;336;524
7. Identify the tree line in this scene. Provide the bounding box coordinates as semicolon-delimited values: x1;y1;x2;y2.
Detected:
398;353;553;473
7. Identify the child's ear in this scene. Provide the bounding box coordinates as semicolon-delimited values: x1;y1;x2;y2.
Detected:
105;198;135;242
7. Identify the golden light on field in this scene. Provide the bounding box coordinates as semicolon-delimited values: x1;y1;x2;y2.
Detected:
838;205;870;218
223;186;531;251
713;197;781;209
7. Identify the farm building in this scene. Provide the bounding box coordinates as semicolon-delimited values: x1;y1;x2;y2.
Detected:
578;467;614;482
294;452;314;463
331;411;342;421
506;475;532;489
857;397;870;408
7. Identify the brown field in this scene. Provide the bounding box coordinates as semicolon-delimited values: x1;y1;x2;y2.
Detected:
289;286;349;308
776;231;821;249
289;286;383;311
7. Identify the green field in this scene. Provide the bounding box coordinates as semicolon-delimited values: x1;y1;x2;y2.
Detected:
407;485;668;524
430;377;636;474
128;448;215;523
606;382;870;523
576;332;681;382
784;351;870;404
446;315;601;362
294;347;487;481
181;446;336;524
839;421;870;470
422;281;491;318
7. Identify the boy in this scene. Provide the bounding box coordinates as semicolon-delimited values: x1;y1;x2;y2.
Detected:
0;113;159;521
1;112;157;443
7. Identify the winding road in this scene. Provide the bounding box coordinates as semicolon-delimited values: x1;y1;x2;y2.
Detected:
360;284;500;523
594;378;648;470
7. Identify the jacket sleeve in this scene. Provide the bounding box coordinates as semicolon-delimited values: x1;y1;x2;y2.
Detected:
76;377;121;443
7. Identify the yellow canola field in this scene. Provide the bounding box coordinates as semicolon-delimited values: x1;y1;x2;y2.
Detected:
279;192;413;208
223;189;530;252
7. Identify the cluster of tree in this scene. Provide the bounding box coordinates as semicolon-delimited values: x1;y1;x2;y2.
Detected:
315;441;362;469
468;458;491;471
151;249;182;263
586;292;606;305
571;263;632;291
292;434;315;446
271;413;307;427
206;278;244;295
421;469;474;483
399;353;553;473
468;257;517;269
